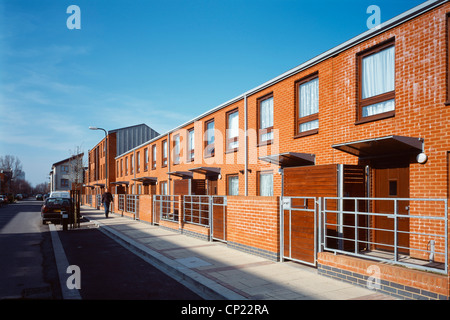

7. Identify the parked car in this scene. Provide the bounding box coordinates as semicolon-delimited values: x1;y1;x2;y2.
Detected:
0;195;8;205
36;194;43;200
15;194;23;200
49;191;71;198
41;197;73;225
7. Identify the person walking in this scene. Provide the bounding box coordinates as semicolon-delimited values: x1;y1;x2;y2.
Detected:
101;188;113;218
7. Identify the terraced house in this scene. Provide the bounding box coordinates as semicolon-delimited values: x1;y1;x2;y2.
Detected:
84;0;450;300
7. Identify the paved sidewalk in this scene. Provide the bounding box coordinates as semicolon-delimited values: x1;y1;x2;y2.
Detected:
79;206;394;300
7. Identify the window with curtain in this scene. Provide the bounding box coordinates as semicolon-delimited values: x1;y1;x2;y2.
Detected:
228;175;239;195
227;110;239;151
358;42;395;121
130;154;134;174
188;128;194;162
151;144;156;169
259;172;273;196
259;94;274;143
173;134;180;165
298;76;319;135
136;151;140;173
162;140;167;167
205;119;215;157
144;148;148;171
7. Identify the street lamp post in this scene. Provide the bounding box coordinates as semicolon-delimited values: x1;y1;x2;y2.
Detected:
89;126;108;190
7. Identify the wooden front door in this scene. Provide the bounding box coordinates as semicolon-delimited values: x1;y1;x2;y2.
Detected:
373;160;410;254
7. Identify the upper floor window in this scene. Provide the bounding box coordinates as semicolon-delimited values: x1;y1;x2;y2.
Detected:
136;151;140;173
297;75;319;136
187;128;194;162
205;119;215;158
130;153;134;174
258;94;274;145
358;40;395;122
227;109;239;152
144;148;148;171
151;144;157;169
162;140;168;167
173;134;180;165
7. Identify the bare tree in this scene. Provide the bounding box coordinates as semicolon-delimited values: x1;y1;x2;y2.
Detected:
0;155;24;180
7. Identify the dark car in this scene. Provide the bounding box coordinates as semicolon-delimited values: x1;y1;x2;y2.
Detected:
41;197;72;225
36;194;43;201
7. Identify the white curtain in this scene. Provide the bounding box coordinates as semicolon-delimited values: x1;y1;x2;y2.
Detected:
228;176;239;195
207;121;215;145
189;130;195;152
228;112;239;149
260;97;273;141
362;46;395;116
299;77;319;117
260;173;273;196
299;78;319;133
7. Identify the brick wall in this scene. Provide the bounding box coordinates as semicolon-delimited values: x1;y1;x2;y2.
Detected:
227;196;280;260
318;252;449;300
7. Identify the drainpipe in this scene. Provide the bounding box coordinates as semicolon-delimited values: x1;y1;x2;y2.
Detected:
338;164;344;251
244;94;248;196
167;133;171;195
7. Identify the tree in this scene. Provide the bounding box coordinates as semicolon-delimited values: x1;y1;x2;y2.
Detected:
0;155;24;180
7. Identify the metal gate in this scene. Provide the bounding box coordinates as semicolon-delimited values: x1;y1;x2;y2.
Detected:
211;196;227;243
281;196;319;267
153;195;180;225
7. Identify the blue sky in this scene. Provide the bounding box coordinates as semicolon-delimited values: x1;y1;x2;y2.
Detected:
0;0;426;186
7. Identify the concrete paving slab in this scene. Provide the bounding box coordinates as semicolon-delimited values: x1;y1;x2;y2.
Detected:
80;206;397;301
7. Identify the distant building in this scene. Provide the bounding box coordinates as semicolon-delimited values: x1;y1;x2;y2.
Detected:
50;153;84;192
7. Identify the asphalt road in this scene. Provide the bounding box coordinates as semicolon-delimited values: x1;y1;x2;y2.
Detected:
57;226;203;300
0;199;59;299
0;199;203;300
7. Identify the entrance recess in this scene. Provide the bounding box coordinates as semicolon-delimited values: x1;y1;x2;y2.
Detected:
373;159;410;254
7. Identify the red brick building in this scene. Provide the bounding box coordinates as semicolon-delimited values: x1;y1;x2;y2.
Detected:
84;0;450;299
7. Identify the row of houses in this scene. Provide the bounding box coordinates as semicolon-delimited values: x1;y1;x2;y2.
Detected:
82;0;450;300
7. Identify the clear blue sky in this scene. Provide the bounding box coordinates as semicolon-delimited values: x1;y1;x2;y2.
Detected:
0;0;426;186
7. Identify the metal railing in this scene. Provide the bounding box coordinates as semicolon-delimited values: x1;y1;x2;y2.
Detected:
321;197;448;274
126;195;139;218
118;194;125;211
153;195;180;223
183;195;210;227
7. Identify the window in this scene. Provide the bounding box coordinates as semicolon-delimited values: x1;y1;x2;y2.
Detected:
61;179;69;187
136;151;140;173
160;181;168;195
62;165;69;173
227;175;239;195
152;144;157;169
130;154;134;174
297;75;319;136
259;172;273;196
173;134;180;165
258;94;274;144
162;140;168;167
120;159;123;177
358;40;395;122
125;157;128;175
227;109;239;152
205;119;215;158
144;148;148;171
187;128;194;162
